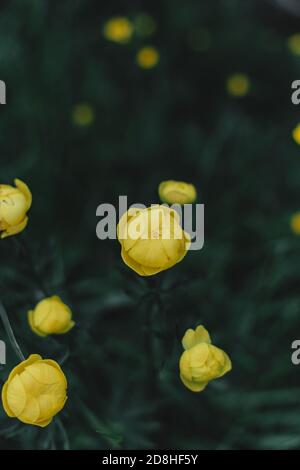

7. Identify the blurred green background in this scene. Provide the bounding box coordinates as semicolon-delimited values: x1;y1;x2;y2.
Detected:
1;0;300;450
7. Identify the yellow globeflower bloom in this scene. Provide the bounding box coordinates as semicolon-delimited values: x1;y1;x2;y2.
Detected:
179;325;232;392
0;179;32;239
159;180;197;205
28;296;75;337
117;205;190;276
72;103;94;127
287;34;300;55
292;123;300;145
2;354;67;427
136;46;159;69
226;73;250;97
290;212;300;235
103;17;133;44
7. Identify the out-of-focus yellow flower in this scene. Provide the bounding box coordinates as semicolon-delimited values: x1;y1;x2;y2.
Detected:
28;296;75;337
0;179;32;239
72;103;94;127
292;123;300;145
290;212;300;235
1;354;67;427
134;14;156;37
117;205;190;276
179;325;232;392
188;28;211;52
103;17;134;44
159;180;197;205
226;73;250;97
287;34;300;55
136;46;159;69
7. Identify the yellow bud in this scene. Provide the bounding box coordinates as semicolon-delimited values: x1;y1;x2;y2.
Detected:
117;205;190;276
159;180;197;205
72;103;94;127
28;296;75;337
103;17;134;44
287;34;300;55
0;179;32;239
182;325;211;350
136;46;159;69
292;124;300;145
179;325;232;392
290;212;300;235
226;73;250;97
1;354;67;427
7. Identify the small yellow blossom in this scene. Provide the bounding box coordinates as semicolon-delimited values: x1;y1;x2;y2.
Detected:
159;180;197;205
290;212;300;235
179;325;232;392
103;17;134;44
136;46;159;69
0;179;32;239
28;296;75;337
72;103;94;127
292;123;300;145
117;205;190;276
1;354;67;427
134;14;156;37
226;73;250;97
287;34;300;55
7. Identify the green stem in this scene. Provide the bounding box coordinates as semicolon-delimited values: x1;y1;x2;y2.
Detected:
0;302;25;362
56;417;70;450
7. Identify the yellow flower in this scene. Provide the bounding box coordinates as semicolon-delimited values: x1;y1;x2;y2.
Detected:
287;34;300;55
134;14;156;37
72;103;94;127
103;17;133;44
290;212;300;235
0;179;32;239
226;73;250;97
117;205;190;276
28;296;75;337
179;325;232;392
159;180;197;205
136;46;159;69
1;354;67;427
292;123;300;145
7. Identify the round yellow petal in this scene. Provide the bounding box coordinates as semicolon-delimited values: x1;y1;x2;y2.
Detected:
159;180;197;205
1;355;68;427
28;296;75;336
117;205;190;276
0;179;31;238
179;326;232;392
136;46;159;69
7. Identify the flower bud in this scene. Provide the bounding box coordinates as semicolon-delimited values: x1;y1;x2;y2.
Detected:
179;325;232;392
1;354;67;427
117;205;190;276
103;17;133;44
159;180;197;205
28;296;75;337
0;179;32;238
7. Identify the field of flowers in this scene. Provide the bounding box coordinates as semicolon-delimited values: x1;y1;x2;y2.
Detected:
1;0;300;450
